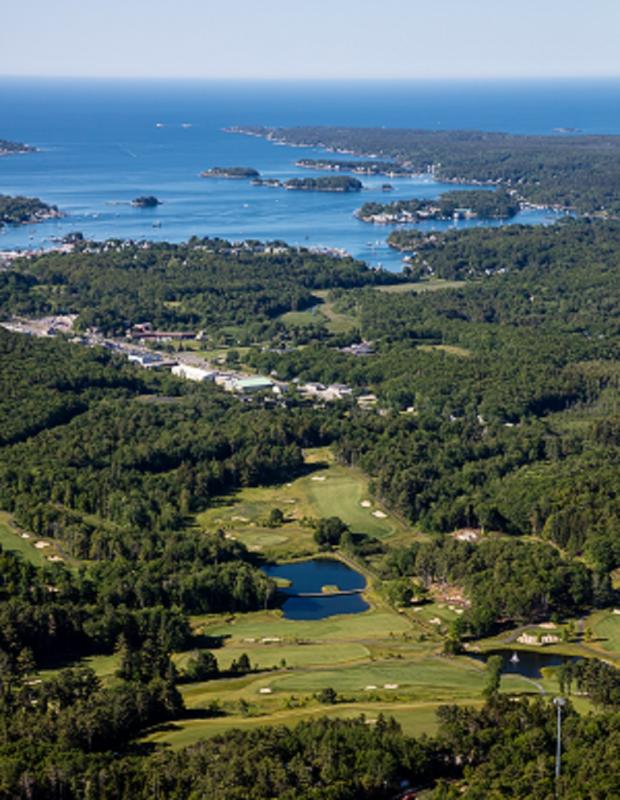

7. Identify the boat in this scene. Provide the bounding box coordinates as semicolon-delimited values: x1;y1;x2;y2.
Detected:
510;652;520;664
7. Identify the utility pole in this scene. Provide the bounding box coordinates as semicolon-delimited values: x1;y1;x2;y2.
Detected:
554;696;566;793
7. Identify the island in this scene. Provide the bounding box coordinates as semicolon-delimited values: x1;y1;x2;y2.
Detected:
0;194;61;226
131;195;162;208
201;166;260;179
252;175;363;192
0;138;37;156
356;189;520;224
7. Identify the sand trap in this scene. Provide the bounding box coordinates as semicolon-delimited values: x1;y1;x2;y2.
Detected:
286;483;292;487
259;688;273;694
311;476;326;481
243;638;256;643
365;684;378;690
384;683;399;690
613;609;620;615
430;617;442;625
232;515;249;522
48;555;64;563
360;500;372;508
34;541;50;549
372;510;387;518
261;637;282;643
539;622;557;629
21;533;31;539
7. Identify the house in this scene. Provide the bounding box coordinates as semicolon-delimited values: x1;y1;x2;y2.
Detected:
342;340;374;357
171;364;216;382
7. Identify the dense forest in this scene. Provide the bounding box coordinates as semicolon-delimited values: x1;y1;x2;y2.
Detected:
249;220;620;571
3;213;620;795
234;126;620;213
0;329;324;671
0;238;399;334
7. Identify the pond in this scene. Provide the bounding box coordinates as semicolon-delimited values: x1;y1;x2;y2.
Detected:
470;648;580;680
262;558;369;620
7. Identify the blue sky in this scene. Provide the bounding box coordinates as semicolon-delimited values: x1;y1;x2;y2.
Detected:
2;0;620;80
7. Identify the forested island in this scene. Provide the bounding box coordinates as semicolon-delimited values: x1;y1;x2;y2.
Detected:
201;166;260;179
252;175;363;192
0;194;60;226
0;137;36;156
230;125;620;214
131;195;161;208
356;189;520;224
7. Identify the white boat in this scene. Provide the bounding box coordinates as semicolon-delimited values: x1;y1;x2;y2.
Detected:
510;652;520;664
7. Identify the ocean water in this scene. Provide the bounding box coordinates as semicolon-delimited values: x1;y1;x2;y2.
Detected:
1;77;619;270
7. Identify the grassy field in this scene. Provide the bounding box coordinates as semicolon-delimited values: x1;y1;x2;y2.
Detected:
196;447;414;558
375;279;464;294
418;344;472;358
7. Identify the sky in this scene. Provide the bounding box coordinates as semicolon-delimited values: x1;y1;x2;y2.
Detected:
1;0;620;80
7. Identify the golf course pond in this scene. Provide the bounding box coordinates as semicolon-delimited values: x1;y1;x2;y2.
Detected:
262;558;369;620
471;648;580;679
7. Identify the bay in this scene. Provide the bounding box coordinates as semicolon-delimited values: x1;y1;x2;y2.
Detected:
1;77;617;269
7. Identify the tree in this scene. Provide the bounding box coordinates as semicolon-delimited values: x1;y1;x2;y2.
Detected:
484;655;503;699
231;653;251;674
313;517;349;550
317;687;338;704
266;508;284;528
185;650;219;682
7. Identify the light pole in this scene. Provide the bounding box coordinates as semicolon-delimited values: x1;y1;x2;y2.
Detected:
554;696;566;790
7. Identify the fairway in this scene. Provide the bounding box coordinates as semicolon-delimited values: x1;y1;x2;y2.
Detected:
591;610;620;656
197;607;413;642
0;511;58;567
196;447;413;557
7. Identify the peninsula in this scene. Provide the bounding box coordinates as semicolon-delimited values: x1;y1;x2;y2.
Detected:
228;125;620;214
356;189;520;224
0;138;37;156
201;166;260;179
0;194;61;226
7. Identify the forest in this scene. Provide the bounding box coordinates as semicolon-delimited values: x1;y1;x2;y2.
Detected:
235;125;620;213
2;216;620;796
0;238;399;334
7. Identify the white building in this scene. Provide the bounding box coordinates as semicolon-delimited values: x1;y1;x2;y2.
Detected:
172;364;216;382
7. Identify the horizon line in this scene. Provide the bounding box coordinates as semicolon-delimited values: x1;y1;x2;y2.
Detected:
2;73;620;83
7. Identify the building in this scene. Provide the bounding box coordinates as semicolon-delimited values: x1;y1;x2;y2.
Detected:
233;376;274;394
127;352;170;369
171;364;216;382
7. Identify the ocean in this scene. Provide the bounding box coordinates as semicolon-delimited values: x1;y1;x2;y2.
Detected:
1;77;619;270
